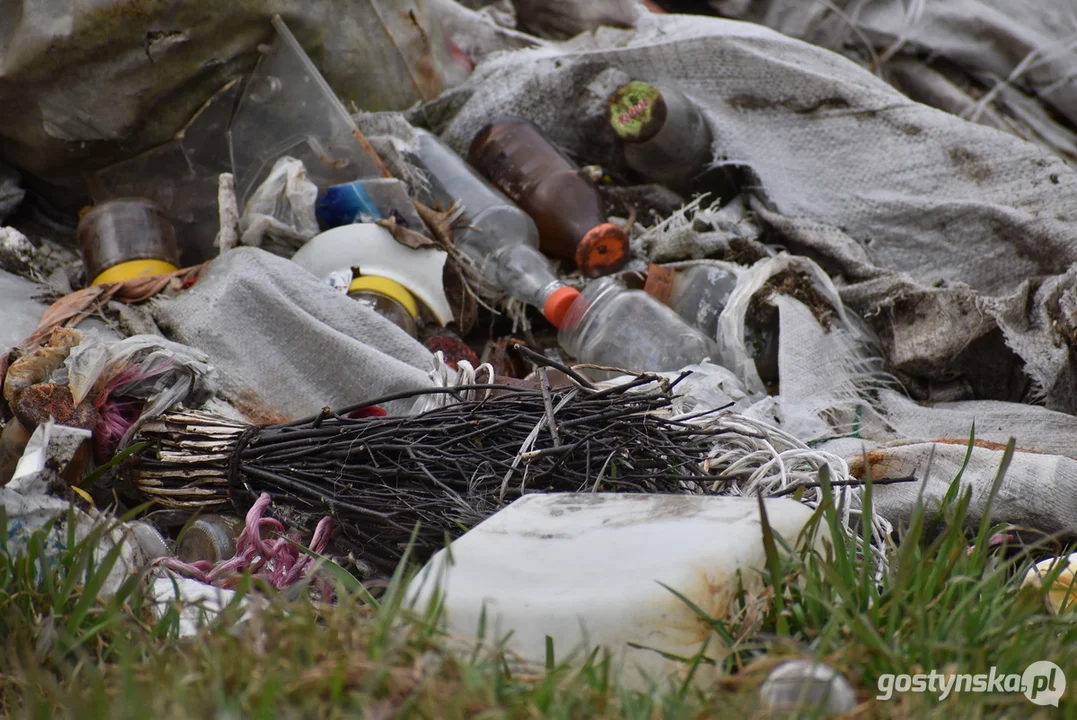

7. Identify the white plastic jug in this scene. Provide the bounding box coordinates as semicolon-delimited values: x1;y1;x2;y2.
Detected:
407;493;821;690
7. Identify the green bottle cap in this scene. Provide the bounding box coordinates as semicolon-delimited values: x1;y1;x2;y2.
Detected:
608;81;668;143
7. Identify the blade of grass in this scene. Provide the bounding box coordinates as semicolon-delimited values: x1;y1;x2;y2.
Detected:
970;438;1016;566
758;493;789;637
287;539;365;597
78;442;147;492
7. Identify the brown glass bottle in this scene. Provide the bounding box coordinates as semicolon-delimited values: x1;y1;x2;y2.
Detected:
467;119;629;278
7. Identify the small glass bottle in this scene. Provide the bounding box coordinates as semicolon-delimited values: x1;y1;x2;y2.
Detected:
467;119;630;278
608;81;736;197
78;199;180;286
558;276;719;375
413;128;580;327
347;275;420;338
176;514;244;564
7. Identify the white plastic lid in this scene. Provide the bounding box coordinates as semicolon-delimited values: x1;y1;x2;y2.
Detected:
291;224;454;326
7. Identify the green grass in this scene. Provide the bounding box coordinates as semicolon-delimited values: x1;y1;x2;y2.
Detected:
2;438;1077;718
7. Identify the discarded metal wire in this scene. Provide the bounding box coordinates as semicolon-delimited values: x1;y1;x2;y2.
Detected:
131;372;890;575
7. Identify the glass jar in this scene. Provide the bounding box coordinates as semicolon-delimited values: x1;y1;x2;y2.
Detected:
347;275;420;338
78;198;180;285
176;514;244;564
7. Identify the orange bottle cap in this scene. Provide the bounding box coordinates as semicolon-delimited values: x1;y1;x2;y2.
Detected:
576;223;630;278
543;286;581;329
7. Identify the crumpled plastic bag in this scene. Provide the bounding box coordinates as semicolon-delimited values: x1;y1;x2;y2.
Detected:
239;157;320;256
2;421;149;596
61;334;219;458
149;575;252;638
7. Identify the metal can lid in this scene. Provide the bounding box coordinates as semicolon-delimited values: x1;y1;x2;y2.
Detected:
176;516;241;564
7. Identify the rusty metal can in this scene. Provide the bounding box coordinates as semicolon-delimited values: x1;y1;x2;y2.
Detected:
77;199;180;286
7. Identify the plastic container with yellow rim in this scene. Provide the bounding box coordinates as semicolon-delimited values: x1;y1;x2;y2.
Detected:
347;275;420;338
78;199;180;286
92;259;179;286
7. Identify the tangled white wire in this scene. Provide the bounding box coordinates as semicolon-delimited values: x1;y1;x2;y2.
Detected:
414;351;497;414
679;407;892;576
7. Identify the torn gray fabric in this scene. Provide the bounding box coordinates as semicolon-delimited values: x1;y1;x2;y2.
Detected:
870;389;1077;461
149;247;437;421
699;253;1077;536
757;1;1077;127
883;57;1077;167
717;0;1077;165
425;11;1077;411
0;268;50;354
865;442;1077;539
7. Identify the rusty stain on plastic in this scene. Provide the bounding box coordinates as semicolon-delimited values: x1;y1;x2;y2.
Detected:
648;567;761;647
367;3;441;104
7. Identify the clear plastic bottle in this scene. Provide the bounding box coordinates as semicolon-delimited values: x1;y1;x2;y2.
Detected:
645;263;779;386
558;276;720;375
467;119;630;278
645;264;738;340
413;128;580;327
608;81;736;197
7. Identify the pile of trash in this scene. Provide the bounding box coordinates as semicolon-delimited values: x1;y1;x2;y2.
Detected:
2;0;1077;694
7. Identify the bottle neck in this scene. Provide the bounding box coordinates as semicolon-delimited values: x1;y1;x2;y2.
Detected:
557;277;623;355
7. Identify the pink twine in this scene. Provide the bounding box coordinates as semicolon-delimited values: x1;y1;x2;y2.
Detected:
153;493;335;598
966;532;1015;556
93;358;175;463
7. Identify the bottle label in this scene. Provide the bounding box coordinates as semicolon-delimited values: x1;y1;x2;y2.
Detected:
644;264;676;305
608;82;666;142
